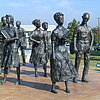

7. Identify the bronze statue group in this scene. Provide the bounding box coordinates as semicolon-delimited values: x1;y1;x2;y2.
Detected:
0;12;94;94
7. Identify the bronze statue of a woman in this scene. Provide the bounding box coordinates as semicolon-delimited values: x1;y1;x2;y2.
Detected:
50;12;78;94
29;19;48;77
1;15;20;85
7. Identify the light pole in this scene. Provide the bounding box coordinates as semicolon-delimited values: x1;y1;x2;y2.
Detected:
96;18;100;68
97;18;100;41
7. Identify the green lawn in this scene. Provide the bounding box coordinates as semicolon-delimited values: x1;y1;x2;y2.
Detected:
70;51;100;70
19;51;100;70
19;55;27;62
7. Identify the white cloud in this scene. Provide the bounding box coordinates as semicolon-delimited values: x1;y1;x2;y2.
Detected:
6;3;28;7
57;0;71;7
56;0;81;15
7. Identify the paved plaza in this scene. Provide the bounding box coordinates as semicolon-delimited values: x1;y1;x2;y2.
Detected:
0;62;100;100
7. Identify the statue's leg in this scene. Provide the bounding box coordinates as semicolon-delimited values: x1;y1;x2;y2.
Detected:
65;81;70;93
73;53;82;83
34;64;38;77
81;53;90;83
8;67;11;74
1;67;8;85
43;63;48;77
51;82;58;94
0;67;2;74
21;48;26;65
14;64;20;85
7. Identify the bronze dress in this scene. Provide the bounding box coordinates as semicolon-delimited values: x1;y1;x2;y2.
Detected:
2;26;20;68
0;27;5;67
50;26;78;82
29;28;47;65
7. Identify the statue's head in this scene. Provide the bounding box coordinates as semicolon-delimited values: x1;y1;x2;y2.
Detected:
1;16;6;25
42;22;48;30
54;12;64;25
32;19;41;28
9;15;14;25
82;13;90;24
16;21;21;28
6;15;14;25
6;15;11;24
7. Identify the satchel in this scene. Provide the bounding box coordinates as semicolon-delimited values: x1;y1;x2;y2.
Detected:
70;42;75;54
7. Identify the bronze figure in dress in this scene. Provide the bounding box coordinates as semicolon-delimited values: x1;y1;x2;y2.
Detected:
50;12;78;94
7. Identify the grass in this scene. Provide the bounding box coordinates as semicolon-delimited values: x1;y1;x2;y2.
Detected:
69;50;100;70
19;55;27;62
19;50;100;70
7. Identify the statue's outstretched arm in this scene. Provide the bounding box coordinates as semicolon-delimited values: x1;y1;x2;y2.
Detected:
29;32;40;44
73;27;78;52
6;37;19;42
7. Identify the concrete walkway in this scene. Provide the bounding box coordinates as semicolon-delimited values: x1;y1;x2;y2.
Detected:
0;63;100;100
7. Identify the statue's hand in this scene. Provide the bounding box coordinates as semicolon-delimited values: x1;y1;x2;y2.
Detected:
44;49;46;52
51;53;55;60
36;41;40;44
16;37;19;40
90;46;92;50
74;47;78;53
88;46;92;52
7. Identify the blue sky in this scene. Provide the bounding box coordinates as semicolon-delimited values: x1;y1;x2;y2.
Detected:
0;0;99;27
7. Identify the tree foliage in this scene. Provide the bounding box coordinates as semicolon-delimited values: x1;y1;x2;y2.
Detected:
67;19;100;45
0;22;3;26
92;27;100;45
67;19;80;42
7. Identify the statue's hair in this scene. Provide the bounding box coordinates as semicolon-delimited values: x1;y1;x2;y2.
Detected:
54;12;64;21
82;13;90;19
5;14;14;25
9;15;14;21
42;22;48;27
1;16;6;22
32;19;40;26
5;15;14;21
16;21;21;25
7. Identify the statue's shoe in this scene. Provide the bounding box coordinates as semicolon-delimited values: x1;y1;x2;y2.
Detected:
14;81;20;85
81;79;89;83
35;73;39;77
73;78;78;83
51;89;59;94
23;63;26;66
65;88;71;93
44;74;48;77
1;81;7;85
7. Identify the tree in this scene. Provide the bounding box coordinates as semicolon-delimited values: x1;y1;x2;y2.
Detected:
0;22;3;26
67;19;80;42
92;27;100;45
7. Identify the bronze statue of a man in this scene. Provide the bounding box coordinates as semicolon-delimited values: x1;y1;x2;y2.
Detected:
29;19;48;77
42;22;51;77
73;13;94;83
1;15;20;85
16;21;26;65
50;12;78;94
